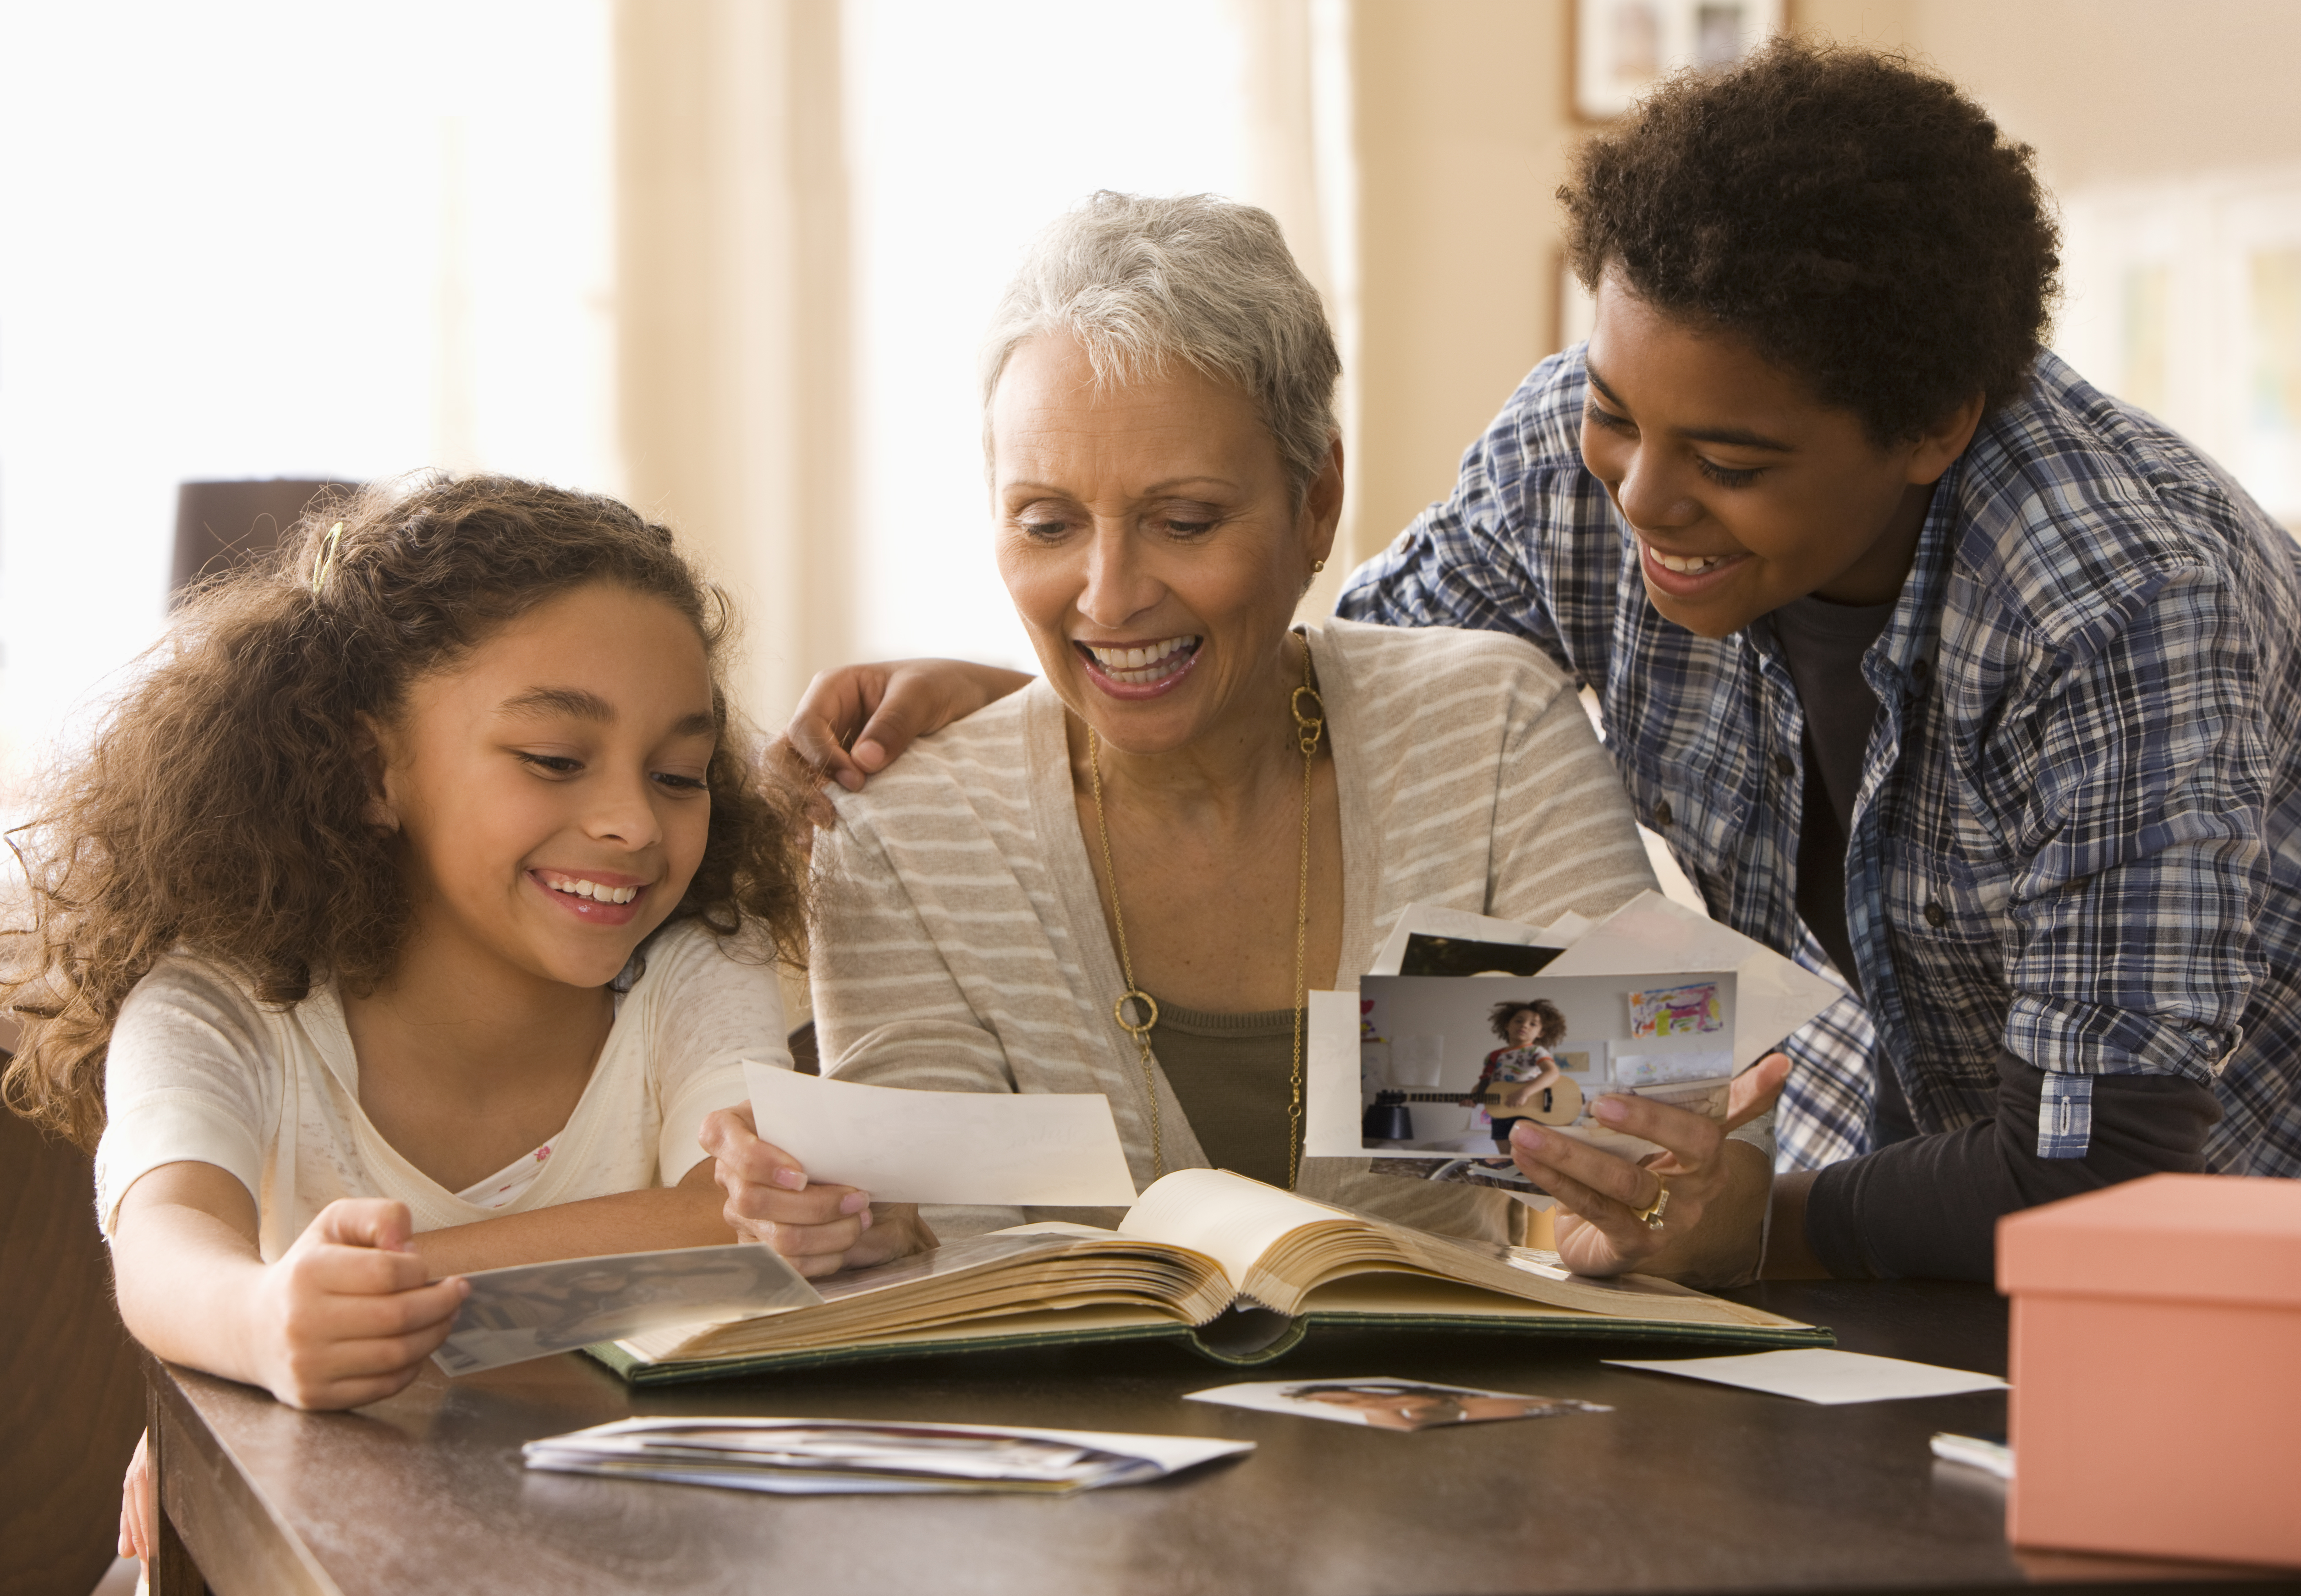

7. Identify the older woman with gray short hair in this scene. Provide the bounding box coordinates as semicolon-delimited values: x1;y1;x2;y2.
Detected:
708;192;1678;1265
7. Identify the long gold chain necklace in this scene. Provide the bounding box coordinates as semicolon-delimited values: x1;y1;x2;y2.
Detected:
1089;635;1325;1188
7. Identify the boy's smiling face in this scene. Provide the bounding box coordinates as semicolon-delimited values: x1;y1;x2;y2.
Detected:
369;581;718;992
1578;268;1983;639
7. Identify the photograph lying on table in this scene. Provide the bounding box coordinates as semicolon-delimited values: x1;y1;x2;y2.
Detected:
1345;971;1738;1194
524;1416;1252;1494
1186;1376;1611;1431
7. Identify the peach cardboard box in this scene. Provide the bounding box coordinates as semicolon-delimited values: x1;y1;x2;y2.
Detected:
1997;1172;2301;1568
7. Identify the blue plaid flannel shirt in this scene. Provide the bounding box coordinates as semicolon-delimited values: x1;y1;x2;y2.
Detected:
1338;348;2301;1178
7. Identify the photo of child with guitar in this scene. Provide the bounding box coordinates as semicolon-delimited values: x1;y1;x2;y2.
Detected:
1359;969;1740;1196
1468;1000;1572;1153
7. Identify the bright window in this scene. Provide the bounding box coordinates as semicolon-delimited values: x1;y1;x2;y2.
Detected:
844;0;1252;671
0;1;616;782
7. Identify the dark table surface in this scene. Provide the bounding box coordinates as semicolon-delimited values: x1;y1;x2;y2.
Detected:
148;1279;2293;1596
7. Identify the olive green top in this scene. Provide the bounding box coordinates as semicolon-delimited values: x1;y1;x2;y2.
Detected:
1146;997;1299;1192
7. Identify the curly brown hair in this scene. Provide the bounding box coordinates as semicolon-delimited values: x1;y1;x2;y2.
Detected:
1560;36;2060;443
1488;999;1566;1048
3;473;812;1152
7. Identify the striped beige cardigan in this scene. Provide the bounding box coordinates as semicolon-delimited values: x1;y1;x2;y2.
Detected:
811;619;1658;1242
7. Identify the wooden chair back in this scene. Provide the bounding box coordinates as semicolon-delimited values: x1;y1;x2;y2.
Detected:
0;1094;146;1596
171;479;350;601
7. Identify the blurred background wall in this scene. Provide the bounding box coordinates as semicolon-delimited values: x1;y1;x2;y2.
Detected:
1;0;2296;790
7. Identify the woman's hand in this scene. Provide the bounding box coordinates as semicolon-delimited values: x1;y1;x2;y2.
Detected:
700;1104;935;1277
245;1199;469;1410
1507;1053;1791;1288
785;660;1034;793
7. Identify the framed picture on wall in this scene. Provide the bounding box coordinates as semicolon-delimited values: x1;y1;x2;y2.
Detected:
1572;0;1787;121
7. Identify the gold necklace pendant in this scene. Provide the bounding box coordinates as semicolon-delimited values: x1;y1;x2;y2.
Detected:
1287;640;1324;1192
1088;633;1324;1192
1089;725;1166;1178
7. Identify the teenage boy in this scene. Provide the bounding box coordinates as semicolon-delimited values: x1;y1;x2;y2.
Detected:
1332;38;2300;1281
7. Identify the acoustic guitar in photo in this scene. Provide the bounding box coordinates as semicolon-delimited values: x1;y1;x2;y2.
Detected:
1365;1078;1587;1137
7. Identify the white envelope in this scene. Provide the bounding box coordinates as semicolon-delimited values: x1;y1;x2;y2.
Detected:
1603;1348;2008;1404
744;1063;1140;1207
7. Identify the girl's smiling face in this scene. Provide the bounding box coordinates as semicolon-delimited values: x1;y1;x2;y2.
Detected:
368;581;717;991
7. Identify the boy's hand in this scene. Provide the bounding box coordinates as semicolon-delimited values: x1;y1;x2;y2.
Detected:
784;660;1034;794
247;1199;468;1410
700;1103;934;1276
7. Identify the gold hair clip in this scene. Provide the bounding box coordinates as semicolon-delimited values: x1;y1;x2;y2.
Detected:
311;521;345;596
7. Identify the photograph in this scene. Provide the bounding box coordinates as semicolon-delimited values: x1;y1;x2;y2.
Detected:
1358;972;1738;1186
435;1244;819;1375
1187;1377;1612;1432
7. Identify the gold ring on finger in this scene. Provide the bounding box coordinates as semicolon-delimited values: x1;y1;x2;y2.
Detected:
1629;1180;1670;1230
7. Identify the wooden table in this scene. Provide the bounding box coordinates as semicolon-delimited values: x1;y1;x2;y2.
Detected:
144;1280;2294;1595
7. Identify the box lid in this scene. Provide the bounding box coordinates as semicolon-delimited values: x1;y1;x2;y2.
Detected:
1997;1174;2301;1308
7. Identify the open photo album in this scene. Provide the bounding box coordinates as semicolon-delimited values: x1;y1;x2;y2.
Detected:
588;1167;1829;1387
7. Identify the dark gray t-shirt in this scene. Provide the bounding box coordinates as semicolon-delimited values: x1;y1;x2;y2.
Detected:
1768;594;1912;1148
1768;593;1894;1002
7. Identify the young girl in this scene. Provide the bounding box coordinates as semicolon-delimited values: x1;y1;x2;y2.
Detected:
1471;1001;1567;1155
0;476;822;1563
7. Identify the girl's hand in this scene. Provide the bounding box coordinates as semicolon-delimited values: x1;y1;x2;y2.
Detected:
1507;1053;1791;1288
700;1103;935;1277
247;1199;469;1410
119;1429;154;1564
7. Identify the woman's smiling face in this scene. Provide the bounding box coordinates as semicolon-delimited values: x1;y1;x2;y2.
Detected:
1578;268;1982;639
990;333;1340;756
